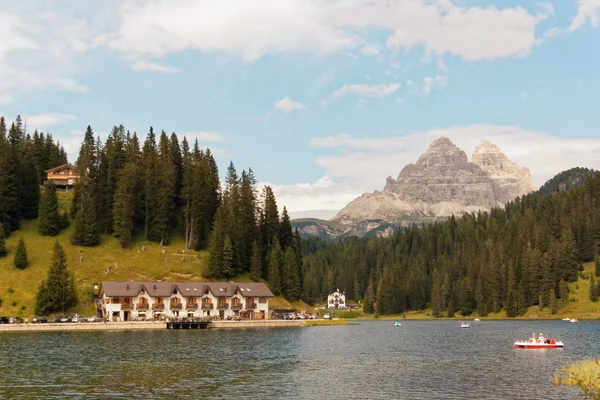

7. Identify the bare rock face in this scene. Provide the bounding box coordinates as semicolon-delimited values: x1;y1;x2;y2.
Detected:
332;137;535;227
471;140;536;205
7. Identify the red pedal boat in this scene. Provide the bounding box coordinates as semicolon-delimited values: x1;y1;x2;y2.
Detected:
514;333;564;349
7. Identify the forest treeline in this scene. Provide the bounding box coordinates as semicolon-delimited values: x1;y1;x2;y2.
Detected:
302;172;600;316
0;116;67;234
0;115;303;303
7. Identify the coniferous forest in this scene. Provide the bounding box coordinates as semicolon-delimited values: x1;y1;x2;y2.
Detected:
0;115;304;303
302;172;600;316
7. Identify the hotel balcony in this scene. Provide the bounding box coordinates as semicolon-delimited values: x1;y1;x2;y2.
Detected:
152;304;165;311
217;303;229;310
201;303;214;310
246;303;257;309
186;303;198;310
136;303;149;310
231;304;243;310
121;304;133;311
170;303;182;310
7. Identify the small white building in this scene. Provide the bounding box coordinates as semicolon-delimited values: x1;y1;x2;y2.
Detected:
98;281;274;321
327;289;346;309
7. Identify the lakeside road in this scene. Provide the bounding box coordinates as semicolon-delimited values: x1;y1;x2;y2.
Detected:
0;319;305;333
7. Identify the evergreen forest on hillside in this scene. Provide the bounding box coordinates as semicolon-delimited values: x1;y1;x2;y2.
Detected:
302;172;600;316
0;115;304;307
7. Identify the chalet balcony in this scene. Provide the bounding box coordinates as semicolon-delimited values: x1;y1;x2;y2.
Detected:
152;304;165;311
201;303;214;310
186;303;198;310
217;303;229;310
136;303;149;310
170;303;182;310
121;304;133;311
246;303;257;309
231;304;243;310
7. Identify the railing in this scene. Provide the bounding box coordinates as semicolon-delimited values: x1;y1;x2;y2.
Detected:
218;303;229;310
121;304;133;311
246;303;257;309
186;303;198;310
170;303;182;310
152;304;165;311
201;303;214;310
231;304;243;310
136;303;149;310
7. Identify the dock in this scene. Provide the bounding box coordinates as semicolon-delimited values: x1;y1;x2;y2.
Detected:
166;320;210;329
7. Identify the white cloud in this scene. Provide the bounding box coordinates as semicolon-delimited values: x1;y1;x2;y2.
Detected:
0;8;95;102
102;0;546;63
332;83;400;98
181;131;224;142
274;97;306;113
569;0;600;30
284;125;600;215
537;3;555;17
360;43;381;56
131;60;180;74
332;1;544;61
422;76;447;96
102;0;359;62
24;113;77;132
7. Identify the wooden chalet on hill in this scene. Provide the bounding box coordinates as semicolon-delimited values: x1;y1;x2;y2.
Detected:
45;164;79;190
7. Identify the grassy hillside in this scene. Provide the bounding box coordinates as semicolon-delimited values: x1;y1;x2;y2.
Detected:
0;192;316;318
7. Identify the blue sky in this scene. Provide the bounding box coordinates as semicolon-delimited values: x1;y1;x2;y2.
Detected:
1;0;599;218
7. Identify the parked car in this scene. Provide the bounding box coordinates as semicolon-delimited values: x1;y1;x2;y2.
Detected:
284;313;295;320
310;314;317;319
72;315;86;323
59;315;72;323
0;316;9;324
9;317;23;324
32;316;48;323
323;313;331;319
87;316;101;322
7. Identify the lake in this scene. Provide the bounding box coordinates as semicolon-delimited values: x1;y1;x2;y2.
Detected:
0;320;596;399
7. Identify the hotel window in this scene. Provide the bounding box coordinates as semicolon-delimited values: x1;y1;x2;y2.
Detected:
259;297;267;303
112;297;120;304
157;298;164;304
202;297;211;304
124;297;130;304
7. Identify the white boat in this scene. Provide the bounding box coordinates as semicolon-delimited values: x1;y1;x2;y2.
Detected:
474;318;480;322
569;318;578;323
515;334;564;349
562;317;571;321
461;322;470;328
394;321;401;327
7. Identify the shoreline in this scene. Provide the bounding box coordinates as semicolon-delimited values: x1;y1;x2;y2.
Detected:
0;319;304;333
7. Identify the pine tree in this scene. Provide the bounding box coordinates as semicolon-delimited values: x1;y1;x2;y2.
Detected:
38;181;61;236
112;161;138;247
250;240;262;281
268;237;283;295
20;142;40;219
142;128;159;241
0;224;7;258
206;208;224;278
293;229;304;292
71;126;100;247
282;247;300;300
222;235;234;279
35;241;78;315
279;206;293;249
595;257;600;278
152;131;176;245
363;279;375;314
13;237;28;270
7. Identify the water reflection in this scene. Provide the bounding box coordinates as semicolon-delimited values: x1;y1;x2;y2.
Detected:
0;321;589;399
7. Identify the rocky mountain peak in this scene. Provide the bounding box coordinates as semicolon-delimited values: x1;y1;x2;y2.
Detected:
333;136;536;230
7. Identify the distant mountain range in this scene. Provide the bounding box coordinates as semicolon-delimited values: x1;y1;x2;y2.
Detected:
292;137;536;240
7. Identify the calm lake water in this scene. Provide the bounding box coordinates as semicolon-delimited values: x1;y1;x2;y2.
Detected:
0;320;597;399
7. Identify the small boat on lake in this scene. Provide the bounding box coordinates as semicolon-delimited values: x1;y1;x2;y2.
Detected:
569;318;578;323
562;317;571;321
514;333;564;349
461;322;470;328
474;318;480;322
394;321;401;327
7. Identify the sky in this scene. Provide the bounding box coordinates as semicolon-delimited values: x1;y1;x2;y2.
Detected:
1;0;600;219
